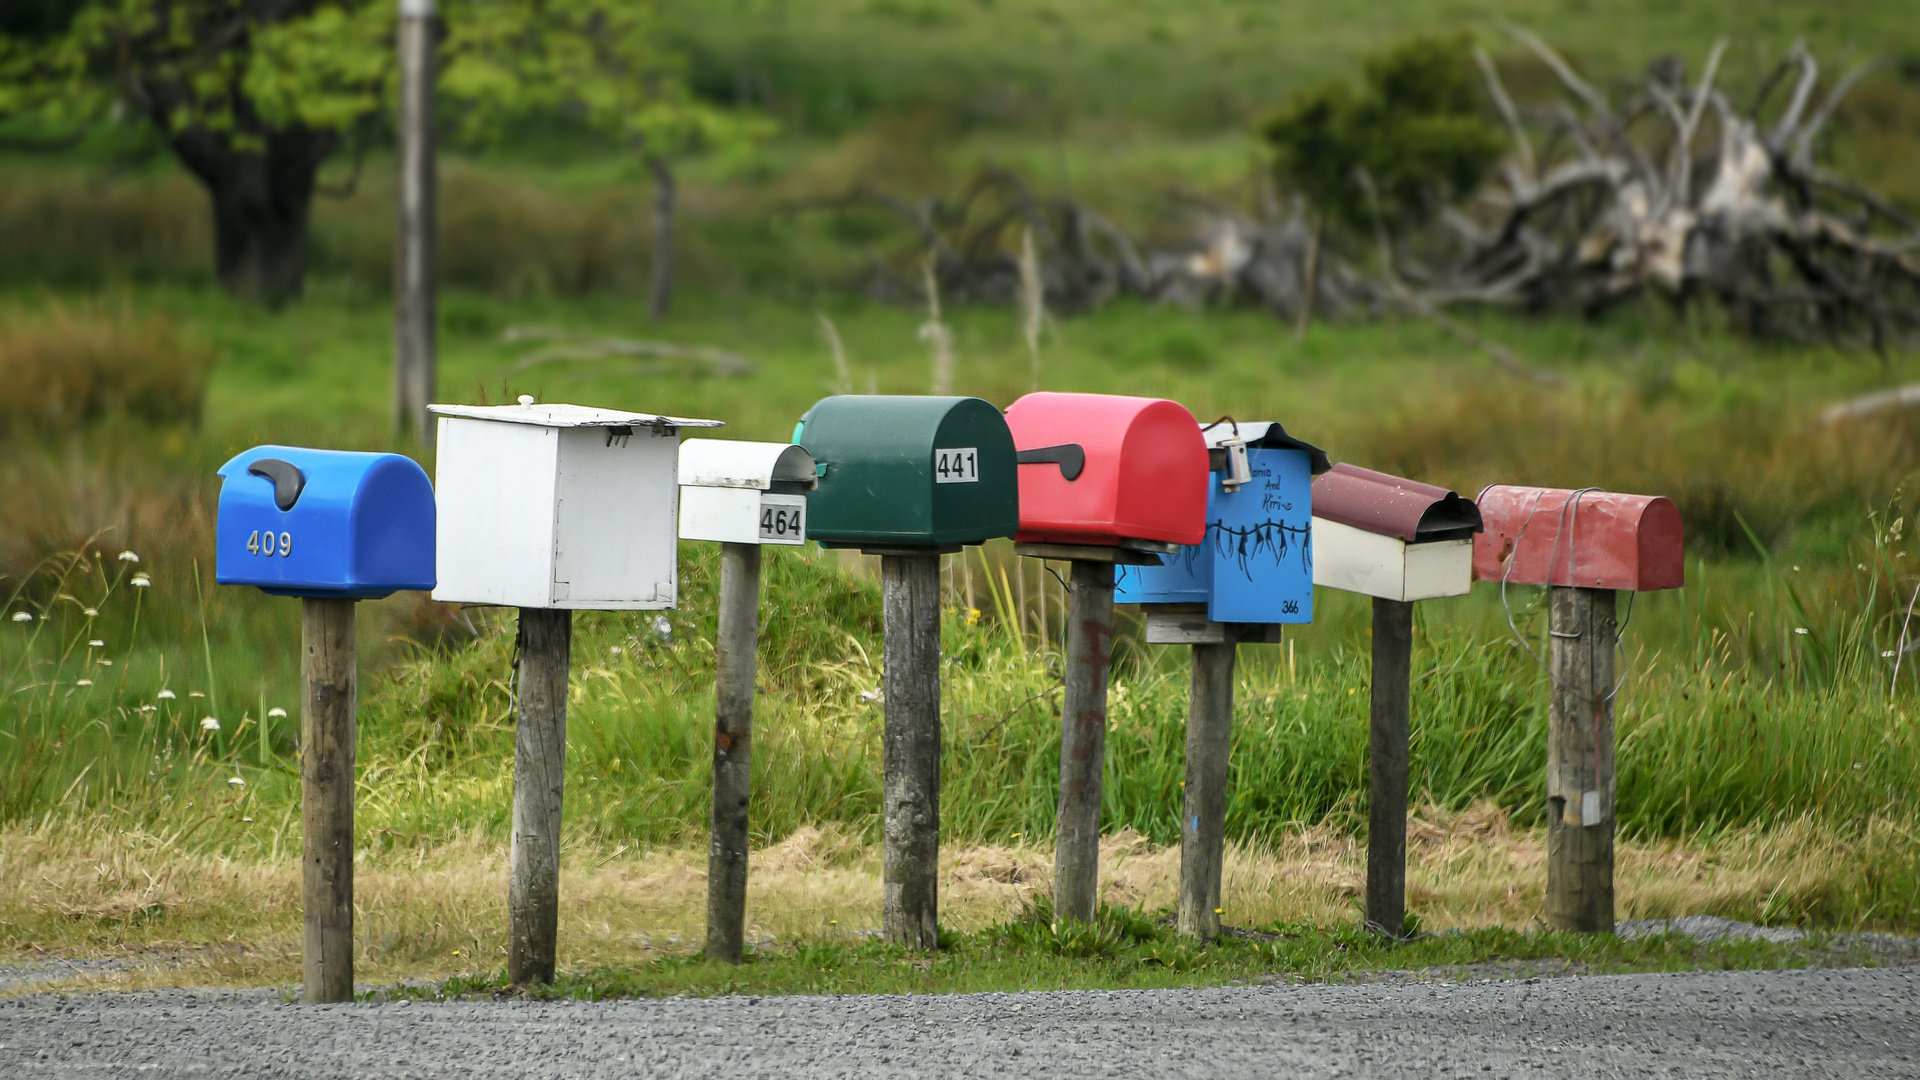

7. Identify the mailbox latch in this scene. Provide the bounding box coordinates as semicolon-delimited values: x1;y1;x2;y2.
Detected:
1217;439;1252;492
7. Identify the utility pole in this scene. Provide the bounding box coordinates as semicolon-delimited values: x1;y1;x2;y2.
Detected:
395;0;436;445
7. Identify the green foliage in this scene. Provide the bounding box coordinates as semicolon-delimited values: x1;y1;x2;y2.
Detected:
0;2;391;146
1261;34;1505;235
439;0;772;157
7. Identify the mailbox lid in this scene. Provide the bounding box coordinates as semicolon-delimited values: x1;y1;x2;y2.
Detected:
1115;444;1314;623
429;402;723;430
1005;392;1209;546
1472;485;1685;591
796;395;1019;547
215;445;435;599
1312;463;1482;542
678;439;816;490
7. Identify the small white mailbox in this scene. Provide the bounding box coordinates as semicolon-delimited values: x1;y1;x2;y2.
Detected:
678;439;817;546
1310;464;1482;602
430;398;723;609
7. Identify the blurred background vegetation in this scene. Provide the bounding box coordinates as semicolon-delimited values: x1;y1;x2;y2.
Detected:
3;0;1920;933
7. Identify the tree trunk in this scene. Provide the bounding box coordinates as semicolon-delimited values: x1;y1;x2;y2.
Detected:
647;153;676;321
167;123;336;307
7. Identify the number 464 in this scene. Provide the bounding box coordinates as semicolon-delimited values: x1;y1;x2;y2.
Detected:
247;530;292;557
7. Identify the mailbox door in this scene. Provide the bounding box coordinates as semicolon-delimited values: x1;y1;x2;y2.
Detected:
432;418;561;608
552;425;680;607
1116;447;1314;622
929;398;1020;545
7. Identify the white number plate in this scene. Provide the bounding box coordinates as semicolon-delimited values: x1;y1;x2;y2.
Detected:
757;494;807;544
934;447;980;484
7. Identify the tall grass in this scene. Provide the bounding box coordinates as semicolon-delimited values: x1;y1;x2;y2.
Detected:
0;302;217;432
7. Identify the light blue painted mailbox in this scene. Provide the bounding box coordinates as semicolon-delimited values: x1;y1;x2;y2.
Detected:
1114;421;1326;627
215;445;436;598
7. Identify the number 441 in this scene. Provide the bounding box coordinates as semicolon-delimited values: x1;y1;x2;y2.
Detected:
248;530;292;557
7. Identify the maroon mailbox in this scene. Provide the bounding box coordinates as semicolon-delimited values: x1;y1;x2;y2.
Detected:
1003;392;1210;547
1472;486;1684;591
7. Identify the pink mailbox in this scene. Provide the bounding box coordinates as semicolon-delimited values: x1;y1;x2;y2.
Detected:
1472;486;1685;591
1003;392;1210;547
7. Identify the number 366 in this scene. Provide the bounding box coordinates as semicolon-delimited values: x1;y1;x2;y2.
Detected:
247;530;292;557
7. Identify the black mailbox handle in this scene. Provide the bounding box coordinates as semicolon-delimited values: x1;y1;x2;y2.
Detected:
1017;443;1085;482
247;458;307;512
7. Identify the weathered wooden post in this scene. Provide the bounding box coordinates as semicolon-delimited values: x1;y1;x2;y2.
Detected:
395;0;436;445
676;439;817;963
1308;463;1483;937
1117;421;1325;940
430;399;722;980
214;447;437;1003
794;395;1019;948
1003;393;1209;923
1473;485;1685;933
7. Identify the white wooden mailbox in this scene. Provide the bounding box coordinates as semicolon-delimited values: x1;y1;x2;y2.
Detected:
430;398;723;609
678;439;817;546
1310;464;1482;602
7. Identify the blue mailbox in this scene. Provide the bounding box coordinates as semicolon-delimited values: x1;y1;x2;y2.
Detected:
1114;421;1327;624
216;445;436;599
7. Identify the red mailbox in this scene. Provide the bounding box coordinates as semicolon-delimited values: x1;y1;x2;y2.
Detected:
1004;392;1210;547
1472;485;1684;591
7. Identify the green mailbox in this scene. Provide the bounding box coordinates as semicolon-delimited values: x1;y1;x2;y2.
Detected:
794;395;1019;550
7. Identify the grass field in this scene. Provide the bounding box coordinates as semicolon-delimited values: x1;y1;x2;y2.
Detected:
5;0;1920;995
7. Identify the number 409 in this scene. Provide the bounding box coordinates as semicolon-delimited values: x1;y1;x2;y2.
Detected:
247;530;292;557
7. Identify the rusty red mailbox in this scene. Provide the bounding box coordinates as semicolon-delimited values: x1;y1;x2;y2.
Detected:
1473;484;1685;936
1002;391;1209;925
1472;486;1683;591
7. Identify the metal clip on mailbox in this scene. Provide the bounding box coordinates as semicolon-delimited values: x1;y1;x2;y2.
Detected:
1115;419;1328;940
1004;392;1209;926
430;398;723;984
215;446;436;1004
1310;463;1482;939
1473;485;1684;934
795;395;1019;949
675;439;818;965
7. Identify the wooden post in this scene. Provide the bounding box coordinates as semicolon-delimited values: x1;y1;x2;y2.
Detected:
1546;586;1616;933
394;0;436;445
707;543;760;964
300;597;356;1004
881;553;941;949
509;607;571;984
1053;560;1114;924
1178;636;1237;940
1367;597;1413;938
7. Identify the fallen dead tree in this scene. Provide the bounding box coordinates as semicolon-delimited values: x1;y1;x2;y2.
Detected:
784;34;1917;354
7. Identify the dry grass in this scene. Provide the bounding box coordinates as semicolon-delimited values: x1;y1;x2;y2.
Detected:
0;301;216;434
2;804;1903;993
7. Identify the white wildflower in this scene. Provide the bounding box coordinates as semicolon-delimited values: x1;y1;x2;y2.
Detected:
188;691;205;698
10;612;30;623
227;777;245;786
83;608;98;617
1793;627;1810;636
267;707;287;719
118;551;140;562
89;639;105;647
131;575;151;588
138;705;155;713
1884;651;1898;658
156;690;176;700
97;659;112;667
610;646;623;655
652;615;672;639
201;716;221;732
859;689;884;703
76;679;93;687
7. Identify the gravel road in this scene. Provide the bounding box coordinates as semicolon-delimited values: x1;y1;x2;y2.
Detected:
3;966;1916;1078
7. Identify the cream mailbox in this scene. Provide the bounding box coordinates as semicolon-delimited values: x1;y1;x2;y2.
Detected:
430;399;722;609
1311;463;1482;602
675;438;817;966
1309;462;1483;941
677;439;817;546
428;396;723;988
